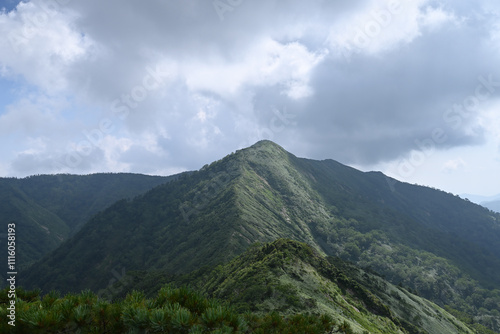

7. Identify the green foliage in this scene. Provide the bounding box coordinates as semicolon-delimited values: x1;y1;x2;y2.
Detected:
127;239;475;334
0;285;342;334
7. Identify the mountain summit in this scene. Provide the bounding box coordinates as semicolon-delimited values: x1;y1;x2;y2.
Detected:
21;140;500;331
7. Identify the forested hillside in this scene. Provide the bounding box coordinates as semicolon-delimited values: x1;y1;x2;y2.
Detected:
0;173;175;272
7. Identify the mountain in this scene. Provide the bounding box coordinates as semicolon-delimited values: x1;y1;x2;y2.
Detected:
460;193;500;205
0;173;175;271
20;141;500;332
460;193;500;213
481;200;500;213
123;239;475;334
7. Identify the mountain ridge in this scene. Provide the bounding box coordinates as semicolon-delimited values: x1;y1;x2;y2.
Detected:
20;140;500;332
120;239;475;334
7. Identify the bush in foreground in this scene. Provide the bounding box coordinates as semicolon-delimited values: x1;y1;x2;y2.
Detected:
0;286;345;333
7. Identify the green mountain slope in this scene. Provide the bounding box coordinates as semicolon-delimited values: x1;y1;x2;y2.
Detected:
115;239;476;334
0;173;174;271
20;141;500;332
201;239;475;334
0;181;69;268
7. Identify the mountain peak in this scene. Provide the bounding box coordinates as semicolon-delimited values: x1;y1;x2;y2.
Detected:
245;140;288;155
250;139;282;148
236;140;291;164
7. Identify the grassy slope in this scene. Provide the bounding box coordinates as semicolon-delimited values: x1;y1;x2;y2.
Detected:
201;239;475;334
231;142;500;330
327;257;476;334
198;239;407;334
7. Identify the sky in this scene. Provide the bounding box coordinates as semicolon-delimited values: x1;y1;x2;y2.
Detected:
0;0;499;197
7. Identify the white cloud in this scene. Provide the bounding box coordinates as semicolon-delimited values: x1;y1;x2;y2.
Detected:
0;94;84;155
420;6;460;30
442;158;466;173
182;38;325;99
327;0;432;58
0;0;94;93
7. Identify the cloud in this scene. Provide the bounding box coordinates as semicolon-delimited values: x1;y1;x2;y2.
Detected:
0;0;498;194
420;6;460;30
0;94;74;136
442;158;466;173
182;38;325;99
286;6;499;164
11;146;105;175
326;0;430;58
0;0;93;93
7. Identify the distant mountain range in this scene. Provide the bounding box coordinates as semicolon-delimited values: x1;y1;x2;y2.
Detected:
13;141;500;332
460;193;500;213
482;200;500;213
0;173;175;270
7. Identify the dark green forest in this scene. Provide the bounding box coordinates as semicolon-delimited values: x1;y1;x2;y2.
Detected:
0;173;175;272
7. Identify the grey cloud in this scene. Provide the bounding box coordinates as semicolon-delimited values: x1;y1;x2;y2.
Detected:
3;0;500;178
119;144;169;174
270;18;500;164
62;0;354;109
11;147;106;175
68;0;355;53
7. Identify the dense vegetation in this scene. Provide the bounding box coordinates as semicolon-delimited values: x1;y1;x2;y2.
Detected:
19;140;500;332
0;285;346;333
4;240;477;333
118;239;476;334
328;257;498;334
0;173;173;273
